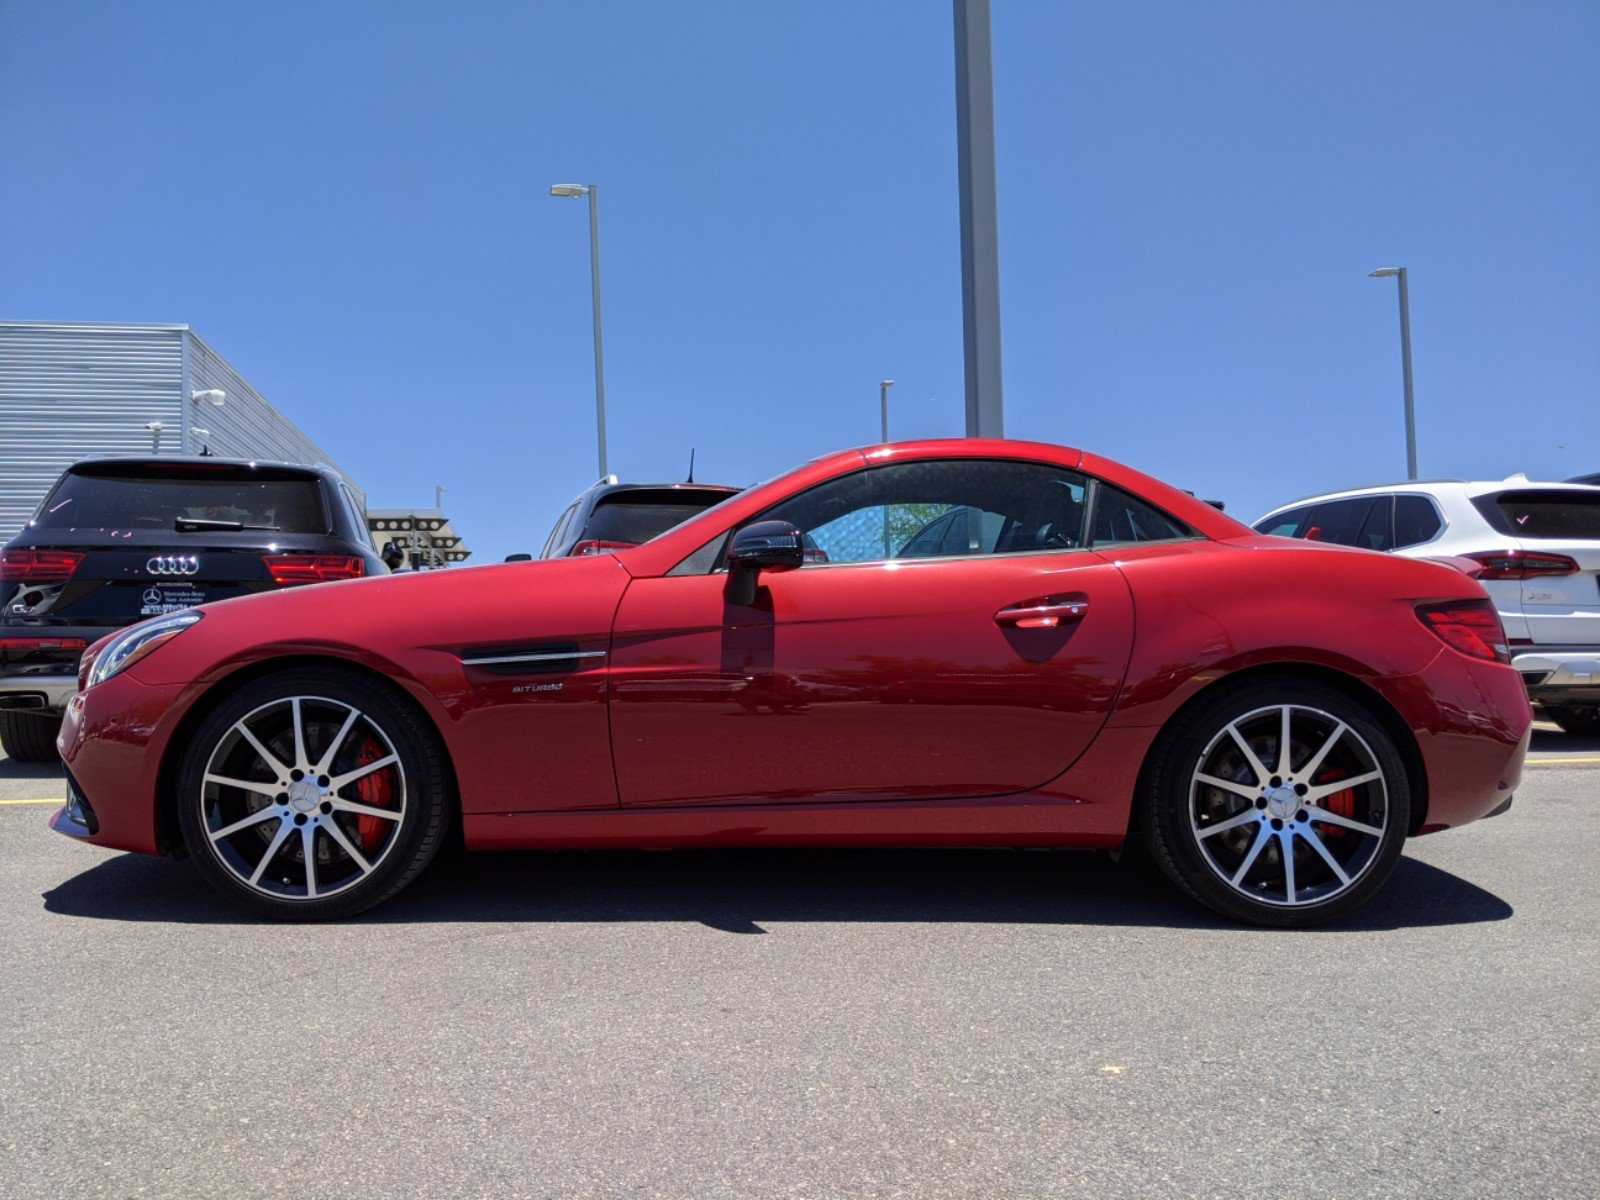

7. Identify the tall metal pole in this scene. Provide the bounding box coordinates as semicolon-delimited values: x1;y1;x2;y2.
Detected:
953;0;1004;438
1395;267;1417;480
879;379;895;443
586;186;609;479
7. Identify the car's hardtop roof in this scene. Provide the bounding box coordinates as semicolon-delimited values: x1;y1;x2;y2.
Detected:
1256;476;1600;519
67;456;335;480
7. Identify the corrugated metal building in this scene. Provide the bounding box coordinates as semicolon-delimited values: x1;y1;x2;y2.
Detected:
0;321;364;541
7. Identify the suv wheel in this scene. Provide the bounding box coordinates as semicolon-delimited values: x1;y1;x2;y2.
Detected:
0;710;63;762
177;668;451;919
1141;678;1411;927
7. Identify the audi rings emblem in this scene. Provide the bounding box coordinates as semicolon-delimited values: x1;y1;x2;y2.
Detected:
147;555;201;576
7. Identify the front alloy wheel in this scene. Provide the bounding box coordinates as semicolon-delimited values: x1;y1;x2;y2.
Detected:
178;668;450;918
1142;679;1410;927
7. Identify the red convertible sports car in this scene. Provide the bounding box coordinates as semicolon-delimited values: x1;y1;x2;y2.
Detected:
51;440;1531;926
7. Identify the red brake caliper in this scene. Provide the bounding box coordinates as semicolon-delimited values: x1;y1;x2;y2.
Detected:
353;737;394;852
1314;768;1356;838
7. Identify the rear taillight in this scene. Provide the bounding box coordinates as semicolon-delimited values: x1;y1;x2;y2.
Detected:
0;637;88;653
570;540;634;556
1463;550;1579;580
1416;600;1510;664
0;550;85;582
263;555;365;586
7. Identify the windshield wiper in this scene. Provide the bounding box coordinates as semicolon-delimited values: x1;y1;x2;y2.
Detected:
174;517;280;532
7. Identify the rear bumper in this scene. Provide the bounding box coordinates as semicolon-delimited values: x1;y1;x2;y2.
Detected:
1396;650;1532;834
0;672;77;713
1513;647;1600;703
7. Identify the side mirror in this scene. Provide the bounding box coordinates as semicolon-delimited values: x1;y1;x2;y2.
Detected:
380;541;405;571
504;552;534;563
726;519;805;604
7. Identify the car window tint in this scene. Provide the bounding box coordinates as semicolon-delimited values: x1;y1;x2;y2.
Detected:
34;469;326;533
540;502;580;558
1302;498;1374;546
1090;485;1191;545
1393;496;1443;548
584;497;722;546
1253;506;1312;537
1472;490;1600;539
1353;495;1393;551
754;460;1090;566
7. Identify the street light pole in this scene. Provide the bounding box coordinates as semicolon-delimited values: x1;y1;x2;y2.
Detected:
954;0;1004;438
551;183;609;478
1369;266;1417;480
879;379;895;443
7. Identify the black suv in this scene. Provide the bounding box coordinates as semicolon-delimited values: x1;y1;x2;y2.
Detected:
1;457;388;761
537;480;740;558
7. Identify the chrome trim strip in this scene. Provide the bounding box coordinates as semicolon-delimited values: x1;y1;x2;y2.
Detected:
461;650;607;667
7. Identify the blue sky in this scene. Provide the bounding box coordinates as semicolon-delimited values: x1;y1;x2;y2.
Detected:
2;1;1595;561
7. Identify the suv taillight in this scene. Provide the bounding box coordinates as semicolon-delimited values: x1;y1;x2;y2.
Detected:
570;540;634;556
1463;550;1579;580
1416;600;1510;664
263;555;365;586
0;550;85;582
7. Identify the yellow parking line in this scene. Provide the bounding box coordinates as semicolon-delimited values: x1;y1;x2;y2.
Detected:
1526;756;1600;765
0;797;64;806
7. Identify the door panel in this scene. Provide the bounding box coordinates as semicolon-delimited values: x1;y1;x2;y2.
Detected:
609;554;1135;806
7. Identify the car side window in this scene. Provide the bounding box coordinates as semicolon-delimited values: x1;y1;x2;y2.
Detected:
1354;495;1394;551
1302;497;1375;546
1253;505;1313;537
541;502;580;558
1393;495;1444;548
896;512;952;560
1090;485;1191;545
749;460;1091;567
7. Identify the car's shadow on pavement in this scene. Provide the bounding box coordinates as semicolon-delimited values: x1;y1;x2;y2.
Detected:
1531;727;1600;754
42;844;1511;933
0;757;66;783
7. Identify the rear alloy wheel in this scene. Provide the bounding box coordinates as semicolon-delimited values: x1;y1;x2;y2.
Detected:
1142;679;1410;927
1543;704;1600;737
0;710;63;762
178;669;451;919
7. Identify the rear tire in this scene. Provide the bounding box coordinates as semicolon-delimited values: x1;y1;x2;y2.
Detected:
1140;677;1410;928
1544;704;1600;737
0;710;63;763
177;668;452;919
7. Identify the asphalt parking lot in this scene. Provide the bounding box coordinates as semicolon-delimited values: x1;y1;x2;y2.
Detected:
2;725;1596;1200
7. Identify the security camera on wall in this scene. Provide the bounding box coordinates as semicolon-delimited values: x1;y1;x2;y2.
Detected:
190;389;227;407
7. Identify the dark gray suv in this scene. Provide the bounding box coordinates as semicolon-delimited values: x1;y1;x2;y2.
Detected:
0;457;387;761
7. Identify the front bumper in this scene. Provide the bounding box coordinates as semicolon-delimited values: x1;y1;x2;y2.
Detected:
54;669;187;856
0;672;77;713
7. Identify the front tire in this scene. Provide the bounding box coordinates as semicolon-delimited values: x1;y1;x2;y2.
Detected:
1140;678;1410;928
177;668;452;919
0;710;63;762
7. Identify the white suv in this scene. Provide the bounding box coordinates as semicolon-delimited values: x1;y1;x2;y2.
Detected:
1253;478;1600;735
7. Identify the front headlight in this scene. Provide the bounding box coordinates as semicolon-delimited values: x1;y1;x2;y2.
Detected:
85;610;203;690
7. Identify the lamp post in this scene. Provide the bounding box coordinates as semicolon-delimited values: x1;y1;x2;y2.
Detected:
551;183;609;478
1368;267;1417;480
954;0;1004;437
879;379;895;443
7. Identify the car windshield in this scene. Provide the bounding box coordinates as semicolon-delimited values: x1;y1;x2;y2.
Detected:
1472;489;1600;540
32;467;327;533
